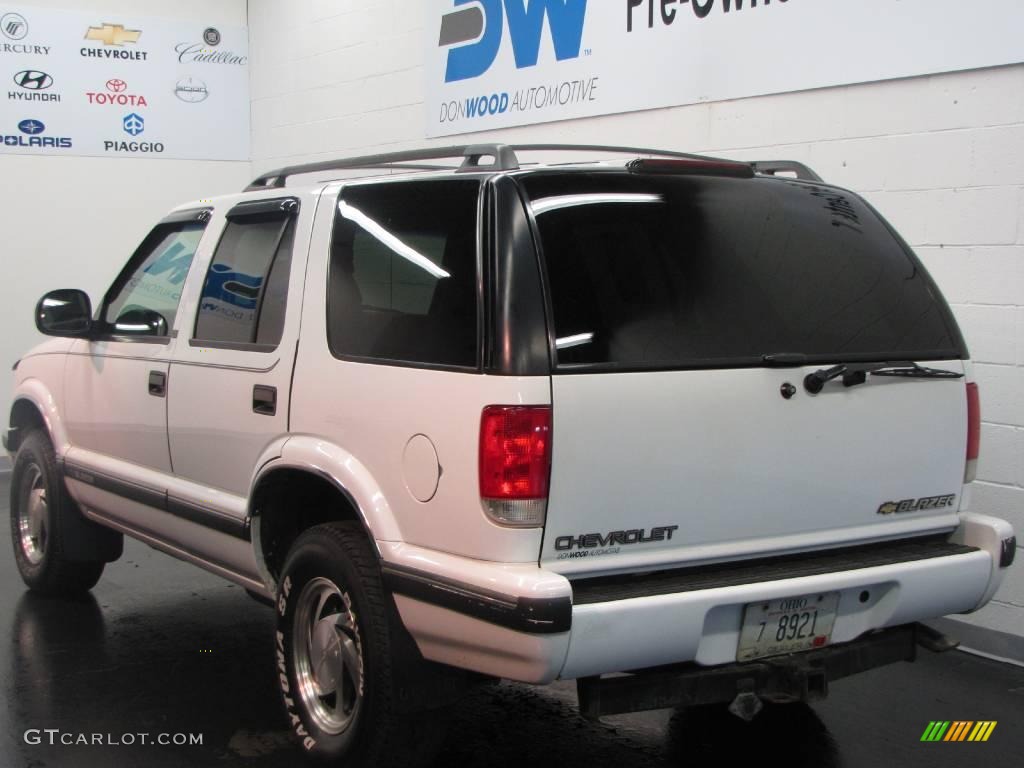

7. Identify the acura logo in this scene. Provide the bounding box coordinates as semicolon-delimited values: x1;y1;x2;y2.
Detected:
13;70;52;90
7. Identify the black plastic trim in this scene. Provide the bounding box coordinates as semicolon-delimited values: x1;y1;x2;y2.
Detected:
166;496;249;539
487;176;552;375
64;462;165;510
570;536;979;605
226;197;300;220
160;207;213;225
382;563;571;635
1001;536;1017;568
62;462;249;541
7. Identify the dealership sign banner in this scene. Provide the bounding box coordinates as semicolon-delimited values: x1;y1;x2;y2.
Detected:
425;0;1024;137
0;5;248;160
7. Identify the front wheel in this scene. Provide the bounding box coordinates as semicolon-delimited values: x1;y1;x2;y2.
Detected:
275;521;446;766
10;431;105;595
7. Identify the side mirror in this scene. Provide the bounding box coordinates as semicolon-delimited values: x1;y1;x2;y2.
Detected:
35;289;93;338
113;308;168;337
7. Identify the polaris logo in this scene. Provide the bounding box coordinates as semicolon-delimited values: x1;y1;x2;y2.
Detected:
439;0;588;83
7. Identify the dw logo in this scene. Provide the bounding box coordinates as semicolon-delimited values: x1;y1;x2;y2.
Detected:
439;0;588;83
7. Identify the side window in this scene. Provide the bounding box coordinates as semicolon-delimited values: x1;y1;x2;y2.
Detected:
193;208;296;348
103;221;206;337
327;179;480;368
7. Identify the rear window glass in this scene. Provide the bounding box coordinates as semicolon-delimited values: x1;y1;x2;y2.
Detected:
520;173;963;369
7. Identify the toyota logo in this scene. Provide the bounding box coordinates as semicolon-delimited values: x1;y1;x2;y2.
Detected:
14;70;52;90
106;78;128;93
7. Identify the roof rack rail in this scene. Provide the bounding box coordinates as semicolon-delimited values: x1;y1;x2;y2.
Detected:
750;160;823;183
244;143;735;191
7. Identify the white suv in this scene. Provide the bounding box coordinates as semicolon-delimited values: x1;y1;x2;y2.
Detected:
7;145;1016;766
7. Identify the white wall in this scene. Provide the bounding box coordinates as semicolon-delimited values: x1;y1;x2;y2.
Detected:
249;1;1023;636
0;0;250;427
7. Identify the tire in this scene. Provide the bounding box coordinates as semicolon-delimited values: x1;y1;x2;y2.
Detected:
275;521;447;767
10;430;105;595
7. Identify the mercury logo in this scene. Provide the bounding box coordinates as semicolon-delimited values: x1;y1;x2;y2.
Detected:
439;0;588;83
1;13;28;41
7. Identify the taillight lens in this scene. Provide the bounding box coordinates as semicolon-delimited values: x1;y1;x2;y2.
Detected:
479;406;551;527
965;382;980;482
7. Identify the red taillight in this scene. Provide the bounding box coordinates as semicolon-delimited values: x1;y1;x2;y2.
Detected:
965;382;980;482
479;406;551;527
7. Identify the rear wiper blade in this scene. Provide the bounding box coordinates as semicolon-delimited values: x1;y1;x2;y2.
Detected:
804;361;963;394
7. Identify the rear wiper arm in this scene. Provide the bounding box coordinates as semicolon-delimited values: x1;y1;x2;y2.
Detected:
804;361;963;394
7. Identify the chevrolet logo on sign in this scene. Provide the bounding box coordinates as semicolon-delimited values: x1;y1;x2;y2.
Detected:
84;23;141;46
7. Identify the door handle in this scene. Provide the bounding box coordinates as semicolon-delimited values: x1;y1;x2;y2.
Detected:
253;385;277;416
148;370;166;398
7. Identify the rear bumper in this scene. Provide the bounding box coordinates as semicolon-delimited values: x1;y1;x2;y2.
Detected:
383;513;1015;684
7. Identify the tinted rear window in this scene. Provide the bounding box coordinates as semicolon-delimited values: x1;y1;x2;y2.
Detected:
521;173;963;369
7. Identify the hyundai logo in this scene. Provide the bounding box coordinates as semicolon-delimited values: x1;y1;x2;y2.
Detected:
17;119;45;135
13;70;52;90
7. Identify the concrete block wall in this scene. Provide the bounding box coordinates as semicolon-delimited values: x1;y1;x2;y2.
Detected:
249;1;1023;635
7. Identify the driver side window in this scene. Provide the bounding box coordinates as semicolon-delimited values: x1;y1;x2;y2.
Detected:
103;220;206;337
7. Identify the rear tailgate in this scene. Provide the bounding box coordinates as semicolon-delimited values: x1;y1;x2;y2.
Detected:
544;363;966;575
518;169;970;577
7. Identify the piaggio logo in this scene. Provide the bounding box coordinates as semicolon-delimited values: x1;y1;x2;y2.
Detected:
122;112;144;136
439;0;588;83
921;721;997;743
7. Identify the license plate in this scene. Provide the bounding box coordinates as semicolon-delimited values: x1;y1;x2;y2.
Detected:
736;592;840;662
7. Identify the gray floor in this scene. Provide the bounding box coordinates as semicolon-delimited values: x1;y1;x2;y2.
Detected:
1;472;1022;767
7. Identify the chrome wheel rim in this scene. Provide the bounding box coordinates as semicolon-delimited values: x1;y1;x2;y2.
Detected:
18;464;47;566
292;577;363;735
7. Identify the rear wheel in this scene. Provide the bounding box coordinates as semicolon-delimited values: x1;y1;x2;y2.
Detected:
10;431;105;595
275;521;447;766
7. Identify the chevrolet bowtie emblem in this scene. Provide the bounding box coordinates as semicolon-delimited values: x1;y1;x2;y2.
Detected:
84;23;141;46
